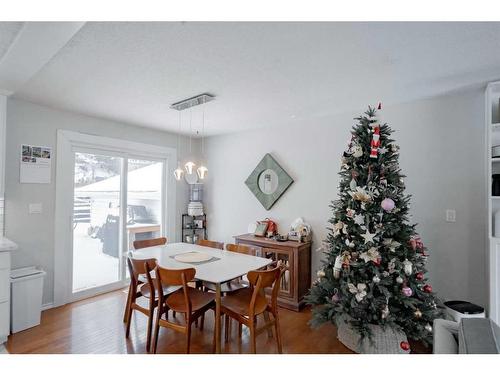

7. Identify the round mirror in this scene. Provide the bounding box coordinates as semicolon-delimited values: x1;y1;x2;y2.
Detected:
258;169;279;195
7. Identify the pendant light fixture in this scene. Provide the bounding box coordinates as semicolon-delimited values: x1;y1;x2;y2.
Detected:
173;111;184;181
197;106;208;179
184;106;196;175
170;93;215;182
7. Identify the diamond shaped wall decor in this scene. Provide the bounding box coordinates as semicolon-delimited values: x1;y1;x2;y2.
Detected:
245;153;294;210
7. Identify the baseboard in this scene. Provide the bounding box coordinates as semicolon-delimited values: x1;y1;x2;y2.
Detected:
41;302;54;311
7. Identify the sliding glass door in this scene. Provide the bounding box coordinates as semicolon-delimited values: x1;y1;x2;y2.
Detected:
71;150;165;299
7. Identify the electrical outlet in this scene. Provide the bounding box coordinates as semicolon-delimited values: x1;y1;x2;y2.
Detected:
29;203;42;214
445;209;456;223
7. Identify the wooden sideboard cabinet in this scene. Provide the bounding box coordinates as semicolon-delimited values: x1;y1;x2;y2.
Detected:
234;233;311;311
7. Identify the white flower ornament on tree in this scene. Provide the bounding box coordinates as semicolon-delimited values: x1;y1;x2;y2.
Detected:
348;283;367;302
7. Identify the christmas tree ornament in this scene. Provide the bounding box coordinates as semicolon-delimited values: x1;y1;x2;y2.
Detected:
317;270;326;278
361;229;377;244
370;126;381;158
349;178;357;191
333;255;342;279
403;259;413;276
396;276;404;284
360;247;380;263
351;251;359;261
352;144;363;158
378;146;388;155
353;213;365;225
346;208;355;218
381;304;390;319
423;284;433;293
414;309;422;319
372;275;381;283
331;289;340;303
425;323;433;333
409;235;424;251
348;283;367;302
383;238;401;252
349;187;371;202
415;272;424;280
333;221;348;237
381;198;395;212
388;258;397;274
400;341;410;351
402;286;413;297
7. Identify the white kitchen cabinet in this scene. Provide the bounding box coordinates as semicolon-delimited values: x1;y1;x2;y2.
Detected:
0;238;17;343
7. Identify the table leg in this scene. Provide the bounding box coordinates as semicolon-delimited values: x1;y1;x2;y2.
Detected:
215;282;221;354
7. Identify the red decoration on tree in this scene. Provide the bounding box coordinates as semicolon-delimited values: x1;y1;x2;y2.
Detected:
415;272;424;280
400;341;410;351
423;284;432;293
370;126;380;159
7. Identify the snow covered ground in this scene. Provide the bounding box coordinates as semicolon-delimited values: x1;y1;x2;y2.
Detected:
72;223;119;292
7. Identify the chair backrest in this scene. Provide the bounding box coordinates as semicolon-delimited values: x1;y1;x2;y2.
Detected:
154;265;196;313
226;243;257;256
133;237;167;250
247;264;284;315
127;256;157;301
197;239;224;250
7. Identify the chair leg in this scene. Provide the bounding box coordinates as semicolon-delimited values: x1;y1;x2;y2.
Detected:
123;284;132;323
249;322;257;354
186;324;192;354
152;308;161;354
200;312;205;331
125;306;133;338
263;311;273;338
274;313;283;354
224;314;230;343
212;311;217;353
146;308;154;352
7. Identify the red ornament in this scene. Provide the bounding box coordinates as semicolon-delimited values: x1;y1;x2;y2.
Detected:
415;272;424;280
373;258;381;266
423;284;432;293
400;341;410;351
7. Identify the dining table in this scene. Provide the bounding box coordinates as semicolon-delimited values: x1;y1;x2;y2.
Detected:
131;242;272;353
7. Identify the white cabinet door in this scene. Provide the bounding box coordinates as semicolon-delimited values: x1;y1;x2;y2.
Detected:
0;301;8;343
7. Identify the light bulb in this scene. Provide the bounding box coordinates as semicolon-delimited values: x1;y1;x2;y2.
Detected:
197;165;208;179
174;167;184;181
184;161;196;175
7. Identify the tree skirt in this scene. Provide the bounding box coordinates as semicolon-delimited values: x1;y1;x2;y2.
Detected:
337;317;409;354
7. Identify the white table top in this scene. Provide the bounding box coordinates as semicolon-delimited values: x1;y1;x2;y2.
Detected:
0;236;18;252
131;242;271;284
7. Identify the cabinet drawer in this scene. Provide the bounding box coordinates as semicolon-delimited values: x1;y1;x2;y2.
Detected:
0;252;10;269
0;268;9;302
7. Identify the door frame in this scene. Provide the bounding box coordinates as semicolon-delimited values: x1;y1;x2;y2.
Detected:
54;130;177;307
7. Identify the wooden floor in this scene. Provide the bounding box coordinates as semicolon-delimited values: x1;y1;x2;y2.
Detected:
6;289;354;354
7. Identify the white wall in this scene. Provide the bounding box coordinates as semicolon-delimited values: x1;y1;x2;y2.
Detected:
204;88;487;308
4;98;196;305
0;95;6;235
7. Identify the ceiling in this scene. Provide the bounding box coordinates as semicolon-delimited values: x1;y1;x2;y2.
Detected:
2;22;500;136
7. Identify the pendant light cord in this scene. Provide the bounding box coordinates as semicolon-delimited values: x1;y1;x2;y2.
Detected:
177;111;181;165
189;107;193;154
202;106;205;156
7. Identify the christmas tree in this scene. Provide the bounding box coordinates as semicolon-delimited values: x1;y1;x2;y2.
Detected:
306;105;441;350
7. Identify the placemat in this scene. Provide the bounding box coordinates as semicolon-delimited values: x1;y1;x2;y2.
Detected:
170;251;220;265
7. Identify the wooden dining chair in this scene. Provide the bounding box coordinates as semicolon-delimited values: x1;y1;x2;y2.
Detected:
133;236;167;250
123;236;168;323
151;265;216;354
220;264;285;354
124;257;179;352
197;239;224;250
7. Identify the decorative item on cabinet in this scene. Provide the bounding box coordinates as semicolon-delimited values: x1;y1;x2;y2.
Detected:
288;217;312;242
234;233;311;311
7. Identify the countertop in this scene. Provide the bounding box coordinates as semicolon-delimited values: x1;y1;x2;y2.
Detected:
0;236;18;252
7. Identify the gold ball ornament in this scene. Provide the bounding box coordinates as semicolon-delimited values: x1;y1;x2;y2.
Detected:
317;270;326;278
414;309;422;319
